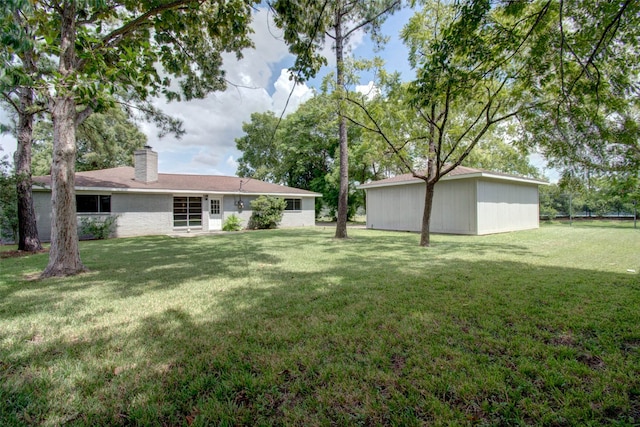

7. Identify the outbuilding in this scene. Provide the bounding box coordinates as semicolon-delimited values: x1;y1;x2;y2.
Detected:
32;146;320;240
358;166;547;235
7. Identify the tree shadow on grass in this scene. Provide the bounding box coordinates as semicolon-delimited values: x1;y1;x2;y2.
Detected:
2;234;639;425
0;233;282;318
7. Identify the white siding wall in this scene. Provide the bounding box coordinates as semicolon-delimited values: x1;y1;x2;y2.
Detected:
430;180;477;234
476;179;539;234
365;180;477;234
112;193;173;237
366;183;424;232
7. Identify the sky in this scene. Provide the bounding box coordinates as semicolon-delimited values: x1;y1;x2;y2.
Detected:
0;6;414;177
0;5;556;181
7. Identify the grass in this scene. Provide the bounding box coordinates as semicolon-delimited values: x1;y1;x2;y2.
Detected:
1;223;639;426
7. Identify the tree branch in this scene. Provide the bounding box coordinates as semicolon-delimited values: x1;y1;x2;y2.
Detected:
75;104;94;125
344;95;416;174
342;0;400;40
1;92;21;114
562;0;632;100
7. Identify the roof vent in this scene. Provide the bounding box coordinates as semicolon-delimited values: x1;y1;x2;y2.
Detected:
134;146;158;183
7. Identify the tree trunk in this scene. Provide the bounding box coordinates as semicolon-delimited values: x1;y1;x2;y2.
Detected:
42;2;85;278
419;181;436;247
334;8;349;239
15;86;43;252
42;95;86;277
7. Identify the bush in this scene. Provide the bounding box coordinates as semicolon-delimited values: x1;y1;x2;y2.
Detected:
0;158;18;243
222;214;243;231
79;216;118;240
248;196;286;229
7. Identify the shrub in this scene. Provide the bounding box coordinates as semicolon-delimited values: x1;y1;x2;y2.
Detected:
222;214;243;231
0;159;18;243
79;216;118;240
248;196;286;229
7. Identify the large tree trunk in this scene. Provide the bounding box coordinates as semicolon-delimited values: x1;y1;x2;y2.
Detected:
15;86;43;252
41;2;85;278
42;96;85;277
419;180;436;247
334;8;349;239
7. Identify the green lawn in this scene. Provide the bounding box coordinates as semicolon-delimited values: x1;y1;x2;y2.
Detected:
1;223;639;426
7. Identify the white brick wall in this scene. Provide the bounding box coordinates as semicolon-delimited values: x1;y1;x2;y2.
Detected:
112;193;173;237
33;191;318;240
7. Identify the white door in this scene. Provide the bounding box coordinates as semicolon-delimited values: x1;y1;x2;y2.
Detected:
209;198;222;231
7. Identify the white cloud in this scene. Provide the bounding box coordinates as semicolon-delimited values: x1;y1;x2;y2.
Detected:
225;155;238;170
355;81;379;100
272;69;315;116
142;7;317;175
144;67;314;175
0;7;389;177
0;109;16;159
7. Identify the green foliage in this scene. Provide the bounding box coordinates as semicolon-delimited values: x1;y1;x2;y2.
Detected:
1;0;261;275
462;124;541;178
248;196;287;230
0;152;17;242
271;0;401;238
222;214;243;232
79;216;117;240
236;93;397;219
540;168;640;218
505;0;640;171
31;106;148;175
270;0;400;81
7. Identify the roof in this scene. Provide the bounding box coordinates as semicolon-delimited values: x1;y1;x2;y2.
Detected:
358;165;548;189
33;167;321;197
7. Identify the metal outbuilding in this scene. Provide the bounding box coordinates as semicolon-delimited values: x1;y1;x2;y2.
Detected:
358;166;548;235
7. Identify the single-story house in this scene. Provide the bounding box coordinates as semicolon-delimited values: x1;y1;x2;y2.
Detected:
32;146;321;240
358;166;548;235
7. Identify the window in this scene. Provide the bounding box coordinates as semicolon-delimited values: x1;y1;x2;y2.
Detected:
77;195;111;213
210;199;220;215
284;198;301;211
173;197;202;227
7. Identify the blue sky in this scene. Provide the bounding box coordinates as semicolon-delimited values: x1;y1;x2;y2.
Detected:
0;5;555;181
0;6;414;177
127;6;418;177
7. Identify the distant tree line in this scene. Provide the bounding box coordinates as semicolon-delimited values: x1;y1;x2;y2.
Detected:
540;169;639;219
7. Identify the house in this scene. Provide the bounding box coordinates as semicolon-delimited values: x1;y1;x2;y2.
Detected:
32;146;321;240
358;166;548;235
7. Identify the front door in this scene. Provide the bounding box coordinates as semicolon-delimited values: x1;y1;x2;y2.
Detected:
209;198;222;231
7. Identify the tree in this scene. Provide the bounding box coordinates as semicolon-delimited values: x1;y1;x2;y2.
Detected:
462;123;541;178
271;0;400;239
0;149;18;242
236;93;391;218
236;111;282;183
516;0;640;172
31;106;148;175
0;0;44;252
347;0;545;246
4;1;258;277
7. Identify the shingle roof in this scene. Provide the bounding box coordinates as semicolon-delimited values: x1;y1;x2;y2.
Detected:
358;165;548;189
33;167;321;196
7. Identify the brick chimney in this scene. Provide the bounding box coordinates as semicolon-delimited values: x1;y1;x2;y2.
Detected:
134;145;158;183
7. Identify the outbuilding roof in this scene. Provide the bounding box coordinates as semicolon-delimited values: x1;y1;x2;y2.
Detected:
33;167;321;197
358;165;548;189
